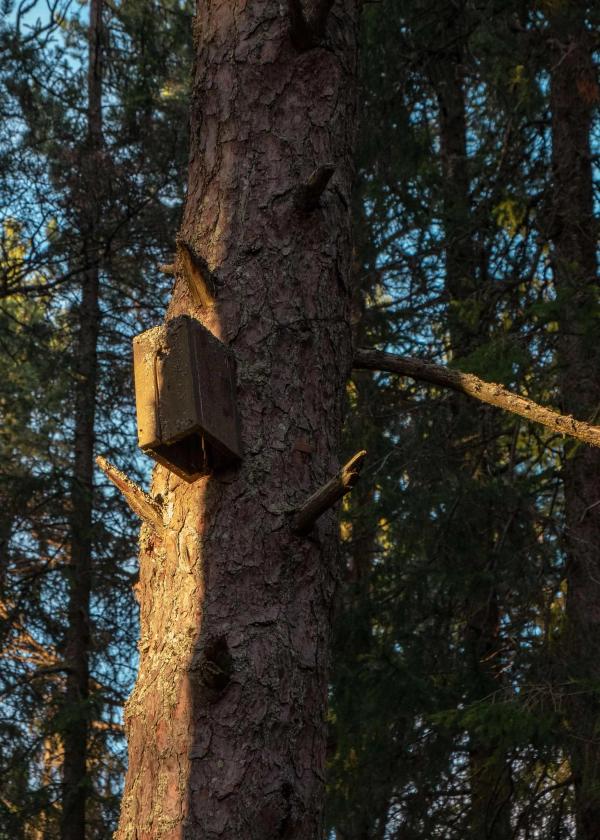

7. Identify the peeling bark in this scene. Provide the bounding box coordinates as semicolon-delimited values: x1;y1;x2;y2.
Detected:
116;2;359;838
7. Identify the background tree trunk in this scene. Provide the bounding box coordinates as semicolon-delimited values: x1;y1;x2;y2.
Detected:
549;3;600;836
61;0;103;836
433;13;511;836
116;2;359;838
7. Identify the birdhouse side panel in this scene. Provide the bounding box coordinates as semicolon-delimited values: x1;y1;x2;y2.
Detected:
156;318;201;445
133;328;163;450
189;324;242;462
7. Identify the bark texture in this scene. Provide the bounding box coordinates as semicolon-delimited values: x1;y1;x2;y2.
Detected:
549;5;600;836
116;2;359;838
61;0;103;836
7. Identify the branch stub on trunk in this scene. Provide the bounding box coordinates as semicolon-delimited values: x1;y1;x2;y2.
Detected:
294;164;335;212
292;449;367;536
96;455;163;530
176;236;219;308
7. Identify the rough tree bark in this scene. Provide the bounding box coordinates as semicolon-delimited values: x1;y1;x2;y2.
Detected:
116;2;359;838
549;3;600;836
61;0;103;836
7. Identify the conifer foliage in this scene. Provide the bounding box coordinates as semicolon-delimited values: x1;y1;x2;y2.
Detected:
0;0;191;835
327;1;599;838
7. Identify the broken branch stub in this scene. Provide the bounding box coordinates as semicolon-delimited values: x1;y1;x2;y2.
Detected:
175;237;218;308
293;450;367;536
96;455;163;531
354;348;600;449
294;164;335;212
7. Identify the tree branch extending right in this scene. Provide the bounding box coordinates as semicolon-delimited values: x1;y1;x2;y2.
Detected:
292;449;367;536
354;348;600;449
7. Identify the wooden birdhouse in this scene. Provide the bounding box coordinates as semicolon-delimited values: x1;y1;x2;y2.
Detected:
133;316;241;481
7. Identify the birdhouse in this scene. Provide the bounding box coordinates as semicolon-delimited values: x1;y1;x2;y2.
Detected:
133;316;241;481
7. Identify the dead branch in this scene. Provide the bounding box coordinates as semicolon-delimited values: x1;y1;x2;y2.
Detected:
96;456;163;530
33;663;75;677
293;450;367;536
175;236;218;307
295;164;335;211
354;348;600;449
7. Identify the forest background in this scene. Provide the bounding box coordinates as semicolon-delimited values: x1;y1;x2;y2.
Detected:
1;0;599;838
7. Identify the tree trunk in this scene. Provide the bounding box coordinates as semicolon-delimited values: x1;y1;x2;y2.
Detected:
61;0;103;836
549;4;600;836
433;17;511;838
116;3;359;838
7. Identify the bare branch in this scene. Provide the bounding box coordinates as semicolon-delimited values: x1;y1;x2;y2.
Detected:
293;450;367;536
159;263;175;275
33;662;75;677
96;456;163;530
354;348;600;449
295;164;335;211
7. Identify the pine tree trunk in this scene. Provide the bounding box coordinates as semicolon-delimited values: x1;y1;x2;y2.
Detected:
549;4;600;836
116;3;359;838
434;22;511;838
61;0;103;836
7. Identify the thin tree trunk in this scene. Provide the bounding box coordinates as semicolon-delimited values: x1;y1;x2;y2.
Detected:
549;4;600;836
116;3;359;838
330;203;395;837
61;0;103;836
433;16;511;837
